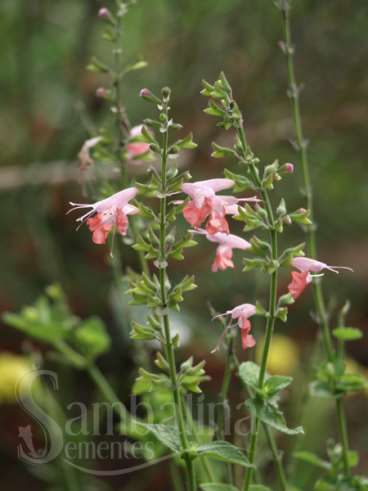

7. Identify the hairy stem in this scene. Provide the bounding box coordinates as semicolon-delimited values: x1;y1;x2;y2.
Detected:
263;423;288;491
158;107;196;491
281;6;333;360
279;5;352;475
237;125;287;491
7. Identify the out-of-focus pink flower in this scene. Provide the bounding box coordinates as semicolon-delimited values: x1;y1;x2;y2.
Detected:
215;303;256;351
291;257;353;274
126;125;150;159
194;230;251;272
78;136;102;170
182;179;259;234
96;87;108;98
282;162;294;174
68;187;138;245
98;7;110;18
140;88;151;98
288;271;312;300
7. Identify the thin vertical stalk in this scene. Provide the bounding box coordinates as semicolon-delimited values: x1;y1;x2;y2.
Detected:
281;6;333;360
237;126;287;491
279;5;351;474
263;423;288;491
336;397;351;478
158;102;196;491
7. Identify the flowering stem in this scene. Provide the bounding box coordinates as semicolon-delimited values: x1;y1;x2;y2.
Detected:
237;125;287;491
280;6;333;361
158;98;196;491
279;5;352;477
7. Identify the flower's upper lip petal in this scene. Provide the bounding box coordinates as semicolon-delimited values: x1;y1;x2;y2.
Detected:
94;187;138;212
196;178;234;192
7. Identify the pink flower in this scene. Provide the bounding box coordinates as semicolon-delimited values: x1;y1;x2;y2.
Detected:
288;271;312;300
126;125;150;159
194;230;251;272
182;179;259;234
287;256;353;300
78;136;102;170
291;257;353;274
215;303;256;351
282;162;294;174
98;7;110;18
96;87;108;98
68;187;138;245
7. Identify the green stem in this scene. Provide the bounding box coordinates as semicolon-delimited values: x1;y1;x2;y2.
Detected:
87;363;129;421
237;125;287;491
216;333;235;484
336;397;351;477
263;424;288;491
158;105;196;491
281;7;333;361
280;7;353;479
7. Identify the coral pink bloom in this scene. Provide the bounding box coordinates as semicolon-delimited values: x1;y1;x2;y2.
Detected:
288;271;312;300
215;303;256;351
291;257;353;274
126;125;150;158
182;178;259;234
68;187;138;245
194;230;251;272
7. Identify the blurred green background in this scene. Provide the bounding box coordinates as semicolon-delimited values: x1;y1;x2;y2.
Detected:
0;0;367;489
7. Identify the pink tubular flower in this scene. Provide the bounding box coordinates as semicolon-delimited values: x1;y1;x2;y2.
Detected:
68;187;138;245
214;303;256;351
291;257;353;274
126;125;150;159
287;256;353;300
194;230;251;272
181;179;259;234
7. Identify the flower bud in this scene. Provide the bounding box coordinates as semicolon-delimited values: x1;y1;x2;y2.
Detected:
98;7;110;18
283;162;294;174
161;86;171;101
139;88;160;104
96;87;108;98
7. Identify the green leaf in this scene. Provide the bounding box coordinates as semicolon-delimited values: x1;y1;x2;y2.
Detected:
264;375;293;396
174;133;197;150
200;484;238;491
211;143;237;159
71;317;110;360
332;327;363;342
247;399;303;436
238;361;261;390
294;451;331;470
139;423;181;452
249;486;272;491
197;441;252;467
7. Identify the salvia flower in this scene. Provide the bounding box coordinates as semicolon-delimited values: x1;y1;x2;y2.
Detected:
182;178;258;234
214;303;256;351
288;256;353;300
193;229;251;272
126;125;150;159
291;256;353;275
68;187;138;245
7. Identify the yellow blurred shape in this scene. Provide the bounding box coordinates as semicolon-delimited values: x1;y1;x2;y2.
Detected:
256;334;299;375
0;352;33;404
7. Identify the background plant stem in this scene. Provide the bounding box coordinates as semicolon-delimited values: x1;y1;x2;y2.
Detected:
279;5;351;475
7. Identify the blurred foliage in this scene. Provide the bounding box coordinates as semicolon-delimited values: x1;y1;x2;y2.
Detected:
0;0;368;489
